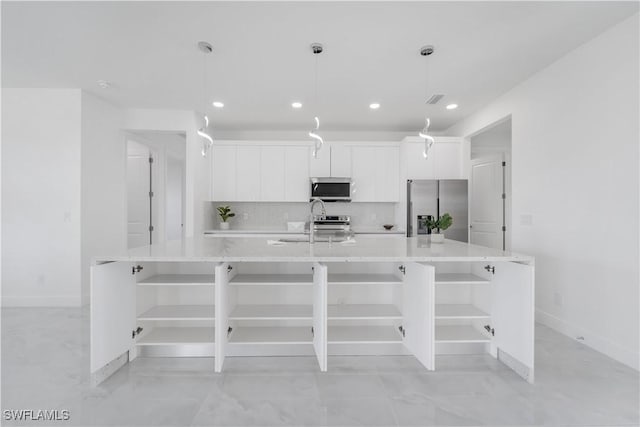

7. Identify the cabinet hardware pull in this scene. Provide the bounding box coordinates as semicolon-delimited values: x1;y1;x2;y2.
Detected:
398;265;406;275
131;265;143;275
484;325;495;336
484;265;495;275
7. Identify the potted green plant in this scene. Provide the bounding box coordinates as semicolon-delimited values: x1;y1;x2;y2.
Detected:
217;206;235;230
423;213;453;243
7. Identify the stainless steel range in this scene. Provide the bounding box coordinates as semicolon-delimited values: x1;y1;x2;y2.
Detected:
312;215;353;241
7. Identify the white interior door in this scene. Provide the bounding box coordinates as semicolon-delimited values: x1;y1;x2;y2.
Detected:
127;141;152;248
215;262;230;372
470;154;504;249
312;262;328;372
165;155;184;240
90;262;136;373
403;262;435;370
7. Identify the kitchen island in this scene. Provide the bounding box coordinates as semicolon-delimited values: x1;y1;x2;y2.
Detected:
91;236;534;384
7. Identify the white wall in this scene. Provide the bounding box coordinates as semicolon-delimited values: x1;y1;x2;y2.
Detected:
80;92;126;305
2;89;82;306
447;15;639;369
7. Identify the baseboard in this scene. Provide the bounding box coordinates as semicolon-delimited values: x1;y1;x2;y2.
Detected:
0;295;82;307
536;308;639;371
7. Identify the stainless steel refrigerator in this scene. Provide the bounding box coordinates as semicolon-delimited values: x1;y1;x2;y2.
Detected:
406;179;468;242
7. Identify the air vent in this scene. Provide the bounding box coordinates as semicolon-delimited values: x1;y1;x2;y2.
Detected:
425;94;444;105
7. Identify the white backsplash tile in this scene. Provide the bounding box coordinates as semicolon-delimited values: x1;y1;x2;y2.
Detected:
206;202;398;231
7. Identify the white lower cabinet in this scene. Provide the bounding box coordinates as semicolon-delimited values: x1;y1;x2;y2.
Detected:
90;262;216;377
432;261;535;382
91;259;533;382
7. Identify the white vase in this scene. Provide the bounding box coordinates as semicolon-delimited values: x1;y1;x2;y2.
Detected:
219;222;230;230
430;233;444;243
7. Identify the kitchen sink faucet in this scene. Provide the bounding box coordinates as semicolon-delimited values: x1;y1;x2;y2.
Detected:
309;197;326;244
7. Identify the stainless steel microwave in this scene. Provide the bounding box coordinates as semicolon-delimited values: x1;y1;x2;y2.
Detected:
310;177;352;202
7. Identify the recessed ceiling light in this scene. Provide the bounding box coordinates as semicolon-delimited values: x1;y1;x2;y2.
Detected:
96;80;111;89
291;102;303;109
212;101;224;108
369;103;381;110
446;103;458;110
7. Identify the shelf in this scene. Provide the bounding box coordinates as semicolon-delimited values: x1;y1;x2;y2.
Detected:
137;327;214;345
434;273;490;285
230;274;312;286
229;326;312;344
435;325;491;343
328;325;402;344
137;274;214;286
327;274;402;285
138;305;215;321
435;304;490;320
328;304;402;320
229;304;312;320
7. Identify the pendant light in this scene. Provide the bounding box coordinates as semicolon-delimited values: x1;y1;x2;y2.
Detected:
309;43;324;159
197;41;214;157
418;45;435;159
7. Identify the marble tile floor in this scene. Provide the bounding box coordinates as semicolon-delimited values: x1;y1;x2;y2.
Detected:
1;308;638;427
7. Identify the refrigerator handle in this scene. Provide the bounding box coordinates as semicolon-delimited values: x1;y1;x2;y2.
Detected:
406;180;412;237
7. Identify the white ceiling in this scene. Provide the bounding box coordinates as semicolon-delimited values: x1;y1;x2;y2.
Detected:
2;2;637;132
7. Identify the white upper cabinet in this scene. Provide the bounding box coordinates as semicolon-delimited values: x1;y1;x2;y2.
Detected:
309;145;330;177
403;137;468;180
330;145;352;177
351;145;400;202
211;145;237;201
406;143;436;180
284;146;310;201
210;138;464;202
236;146;260;201
260;146;285;201
351;146;377;202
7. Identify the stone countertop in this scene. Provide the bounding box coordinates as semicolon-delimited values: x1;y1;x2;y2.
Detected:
95;236;533;263
203;227;405;235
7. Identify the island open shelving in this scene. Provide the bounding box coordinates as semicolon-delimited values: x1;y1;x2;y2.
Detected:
91;237;534;384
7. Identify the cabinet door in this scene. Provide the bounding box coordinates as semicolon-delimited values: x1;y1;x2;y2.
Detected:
330;145;352;177
488;261;535;382
309;145;330;177
284;146;310;201
260;147;285;201
312;262;328;372
433;143;462;179
403;262;435;370
236;146;261;201
211;145;237;201
352;146;399;202
90;262;136;373
215;262;231;373
351;146;377;201
379;146;400;201
406;143;436;180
